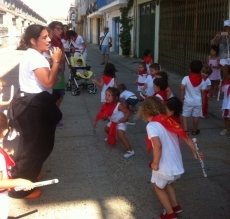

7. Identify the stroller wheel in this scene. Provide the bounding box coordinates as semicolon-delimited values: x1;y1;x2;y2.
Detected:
71;88;80;96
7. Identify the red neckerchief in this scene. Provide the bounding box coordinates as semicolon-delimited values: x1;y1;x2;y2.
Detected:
96;102;118;145
146;114;187;154
62;35;69;41
72;35;78;42
222;79;230;97
137;70;147;76
153;90;168;101
102;75;113;85
50;37;63;49
188;73;202;87
144;55;152;64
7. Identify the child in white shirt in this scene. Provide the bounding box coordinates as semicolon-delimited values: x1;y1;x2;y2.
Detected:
134;62;147;92
219;70;230;136
118;83;138;113
180;60;205;135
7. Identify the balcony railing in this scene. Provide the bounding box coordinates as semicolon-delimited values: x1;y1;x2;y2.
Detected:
97;0;116;8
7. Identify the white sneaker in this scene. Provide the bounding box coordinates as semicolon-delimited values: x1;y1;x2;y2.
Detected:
219;129;229;136
123;150;135;158
104;138;107;141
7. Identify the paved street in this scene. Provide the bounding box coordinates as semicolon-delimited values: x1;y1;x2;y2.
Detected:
1;44;230;219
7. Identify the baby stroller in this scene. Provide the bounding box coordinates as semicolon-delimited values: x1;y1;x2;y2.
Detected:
65;52;97;96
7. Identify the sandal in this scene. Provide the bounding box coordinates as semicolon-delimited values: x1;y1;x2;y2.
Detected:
192;129;200;135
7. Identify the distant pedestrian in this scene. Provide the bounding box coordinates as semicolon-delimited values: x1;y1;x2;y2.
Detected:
180;60;205;135
136;97;202;219
211;19;230;81
201;66;212;118
94;87;135;158
141;63;160;97
100;27;112;65
206;46;221;97
143;49;153;74
92;63;117;103
134;62;147;92
219;70;230;136
118;83;138;113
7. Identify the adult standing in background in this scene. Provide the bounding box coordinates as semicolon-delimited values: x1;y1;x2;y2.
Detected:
61;24;71;62
211;19;230;81
100;27;112;65
8;24;62;199
68;30;87;61
48;21;65;127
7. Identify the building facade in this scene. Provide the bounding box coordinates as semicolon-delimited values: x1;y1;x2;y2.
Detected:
0;0;46;48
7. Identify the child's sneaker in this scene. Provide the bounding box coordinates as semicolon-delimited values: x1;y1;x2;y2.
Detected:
160;212;177;219
173;205;182;214
123;150;135;158
219;129;229;136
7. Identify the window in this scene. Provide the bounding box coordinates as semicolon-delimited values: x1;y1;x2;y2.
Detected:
0;15;3;24
12;18;16;26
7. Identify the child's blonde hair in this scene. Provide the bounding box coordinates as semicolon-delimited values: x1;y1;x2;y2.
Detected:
0;112;8;138
136;97;166;121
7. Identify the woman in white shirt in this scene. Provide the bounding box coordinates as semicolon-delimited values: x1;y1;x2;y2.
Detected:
8;24;62;199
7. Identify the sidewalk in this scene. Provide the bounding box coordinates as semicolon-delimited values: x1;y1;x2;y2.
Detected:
5;44;230;219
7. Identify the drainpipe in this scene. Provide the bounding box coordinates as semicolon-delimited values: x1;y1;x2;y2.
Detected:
133;0;137;58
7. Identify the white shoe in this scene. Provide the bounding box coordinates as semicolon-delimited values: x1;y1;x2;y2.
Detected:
219;129;229;136
123;150;135;158
104;138;107;142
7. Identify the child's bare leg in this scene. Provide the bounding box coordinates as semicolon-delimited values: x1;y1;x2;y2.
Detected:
193;117;199;131
104;126;110;134
117;129;132;151
182;116;188;131
165;183;178;208
224;117;230;130
153;184;174;214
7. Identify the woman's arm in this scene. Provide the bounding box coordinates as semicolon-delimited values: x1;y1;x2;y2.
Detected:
150;136;162;171
34;47;62;89
118;104;130;123
81;42;86;54
114;78;118;88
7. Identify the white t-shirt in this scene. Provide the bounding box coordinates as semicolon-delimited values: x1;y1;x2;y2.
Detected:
144;75;155;96
100;32;112;46
71;35;85;50
120;90;136;100
19;48;52;94
203;78;211;89
146;122;184;177
181;76;205;106
222;84;230;109
0;153;9;219
110;102;125;122
61;38;70;49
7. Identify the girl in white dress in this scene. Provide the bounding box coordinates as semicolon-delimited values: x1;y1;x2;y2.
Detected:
137;97;202;219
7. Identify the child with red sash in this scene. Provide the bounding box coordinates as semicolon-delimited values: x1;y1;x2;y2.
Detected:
156;71;174;99
94;87;135;158
153;78;168;102
219;70;230;136
136;97;202;219
143;49;153;74
201;66;212;118
141;63;160;97
180;60;205;135
92;63;117;103
0;112;33;219
134;62;147;92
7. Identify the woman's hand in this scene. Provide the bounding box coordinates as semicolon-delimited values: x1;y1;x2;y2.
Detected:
55;76;61;84
50;47;62;62
16;179;34;191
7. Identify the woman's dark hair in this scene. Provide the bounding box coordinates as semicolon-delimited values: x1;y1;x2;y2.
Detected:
144;49;151;56
154;78;168;91
0;112;8;138
106;87;120;100
210;45;219;56
156;71;169;81
149;63;160;71
67;30;77;38
117;83;127;91
48;21;63;30
23;24;46;47
103;63;117;77
166;97;183;116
